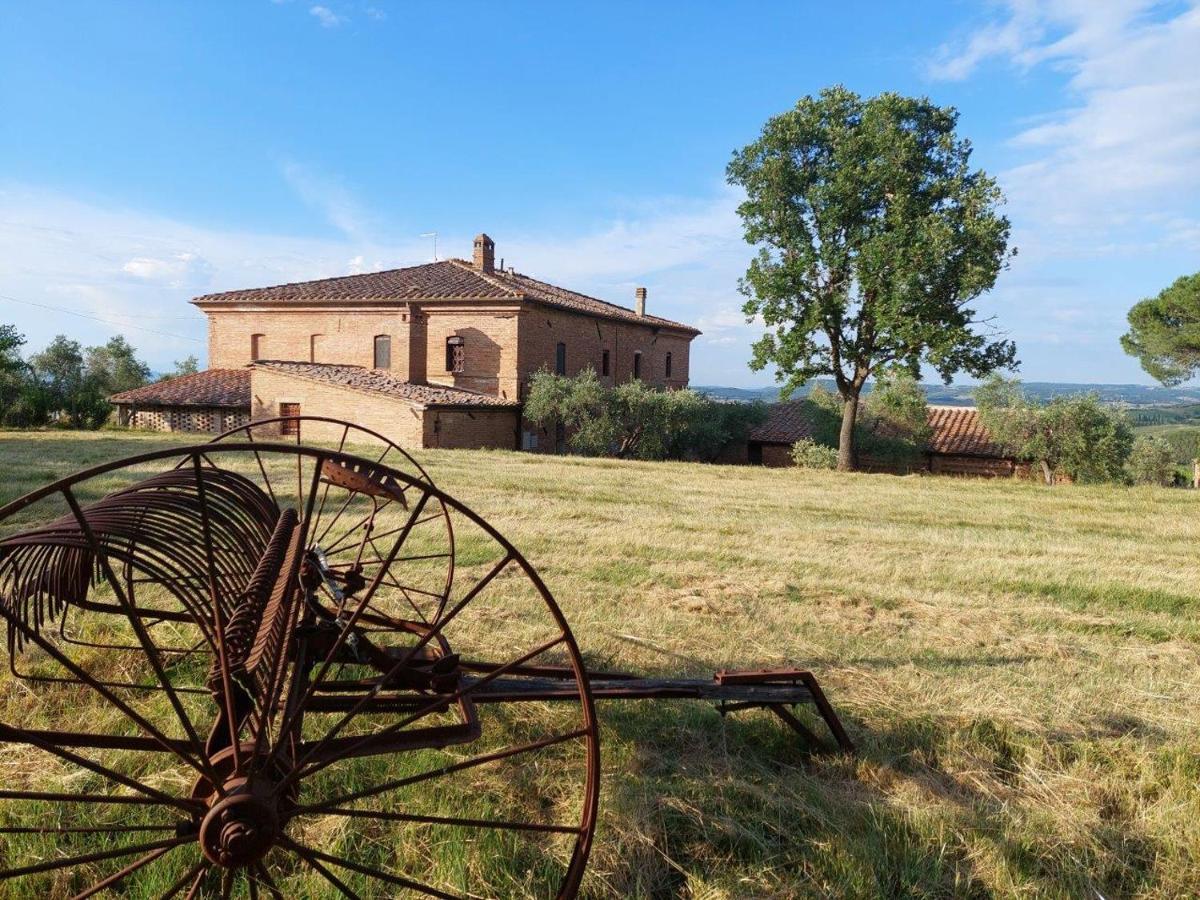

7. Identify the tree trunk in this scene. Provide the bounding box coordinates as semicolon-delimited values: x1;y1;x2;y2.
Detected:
1039;459;1053;486
837;391;859;472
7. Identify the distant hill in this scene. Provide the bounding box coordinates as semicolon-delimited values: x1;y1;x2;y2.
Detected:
694;381;1200;408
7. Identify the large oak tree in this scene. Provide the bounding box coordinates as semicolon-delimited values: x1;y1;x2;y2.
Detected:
727;86;1017;469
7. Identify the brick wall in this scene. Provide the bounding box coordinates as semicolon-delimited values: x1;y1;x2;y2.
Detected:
517;305;692;395
207;308;414;370
422;308;521;399
425;408;518;450
251;368;426;447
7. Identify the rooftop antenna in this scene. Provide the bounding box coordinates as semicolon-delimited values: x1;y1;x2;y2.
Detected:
420;231;438;261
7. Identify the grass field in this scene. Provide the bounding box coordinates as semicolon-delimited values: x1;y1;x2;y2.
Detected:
1;430;1199;898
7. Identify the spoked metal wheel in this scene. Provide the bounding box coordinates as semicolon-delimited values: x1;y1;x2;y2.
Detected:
0;443;599;898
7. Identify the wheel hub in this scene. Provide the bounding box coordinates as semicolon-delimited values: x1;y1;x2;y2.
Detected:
200;779;280;869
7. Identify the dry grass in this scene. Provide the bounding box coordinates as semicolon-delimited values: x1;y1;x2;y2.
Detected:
1;429;1199;898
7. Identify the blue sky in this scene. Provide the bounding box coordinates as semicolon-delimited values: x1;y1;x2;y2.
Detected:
1;1;1197;386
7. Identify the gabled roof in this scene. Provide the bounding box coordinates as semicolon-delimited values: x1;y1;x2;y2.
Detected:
109;369;250;408
749;401;1012;459
192;259;700;334
254;361;519;408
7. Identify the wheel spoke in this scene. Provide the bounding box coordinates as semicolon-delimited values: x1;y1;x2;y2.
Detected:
71;839;184;899
286;630;565;789
294;727;589;816
0;834;192;880
280;836;464;900
286;841;362;898
0;722;197;812
159;858;208;900
313;806;583;834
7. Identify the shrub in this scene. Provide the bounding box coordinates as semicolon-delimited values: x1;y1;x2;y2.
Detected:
791;438;838;469
1127;436;1177;486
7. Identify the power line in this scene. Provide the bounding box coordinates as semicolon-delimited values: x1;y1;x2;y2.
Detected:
0;293;204;343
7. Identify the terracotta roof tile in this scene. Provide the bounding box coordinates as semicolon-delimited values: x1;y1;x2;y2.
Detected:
924;405;1007;457
109;369;250;408
747;400;821;444
255;361;519;408
192;258;699;334
749;401;1011;459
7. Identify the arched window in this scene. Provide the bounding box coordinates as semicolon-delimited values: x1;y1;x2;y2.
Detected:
633;351;642;380
250;333;265;361
373;334;391;370
555;342;567;376
665;352;673;379
446;335;465;373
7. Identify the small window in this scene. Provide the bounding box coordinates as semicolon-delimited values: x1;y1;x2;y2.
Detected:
309;334;323;363
280;403;301;436
250;333;265;361
374;334;391;370
665;352;672;379
601;349;610;377
633;351;642;380
555;342;567;376
446;336;465;373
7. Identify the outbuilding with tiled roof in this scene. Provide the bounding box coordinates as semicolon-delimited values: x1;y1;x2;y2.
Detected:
744;400;1024;476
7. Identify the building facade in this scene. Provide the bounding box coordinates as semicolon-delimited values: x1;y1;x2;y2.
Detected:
112;234;700;451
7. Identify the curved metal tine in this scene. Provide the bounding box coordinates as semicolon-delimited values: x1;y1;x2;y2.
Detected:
70;838;186;899
245;455;324;777
274;552;513;785
305;421;350;546
160;858;208;900
261;491;431;773
284;843;361;899
295;727;589;818
61;485;215;782
57;602;202;656
190;455;245;775
0;603;212;786
0;834;192;880
7;638;209;694
286;631;567;791
0;722;194;812
279;836;464;900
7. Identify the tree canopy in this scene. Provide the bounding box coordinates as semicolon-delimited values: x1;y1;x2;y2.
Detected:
727;85;1017;470
1120;272;1200;385
975;376;1134;485
523;369;766;462
0;328;151;429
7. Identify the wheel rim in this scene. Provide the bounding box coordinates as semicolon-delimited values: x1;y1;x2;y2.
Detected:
0;443;600;899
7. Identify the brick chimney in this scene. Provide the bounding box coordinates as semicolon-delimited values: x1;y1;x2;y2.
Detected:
473;233;495;273
635;286;647;317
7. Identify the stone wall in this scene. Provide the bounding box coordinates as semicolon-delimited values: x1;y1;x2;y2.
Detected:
122;405;249;434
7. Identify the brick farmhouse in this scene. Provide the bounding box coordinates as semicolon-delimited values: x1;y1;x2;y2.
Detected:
111;234;700;451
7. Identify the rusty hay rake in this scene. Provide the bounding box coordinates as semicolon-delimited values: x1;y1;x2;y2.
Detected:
0;417;851;898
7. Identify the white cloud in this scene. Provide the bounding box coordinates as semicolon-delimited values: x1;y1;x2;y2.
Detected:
280;160;375;241
309;5;345;28
0;182;765;382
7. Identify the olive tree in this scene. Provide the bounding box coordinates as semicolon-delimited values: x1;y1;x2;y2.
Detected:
727;85;1016;469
